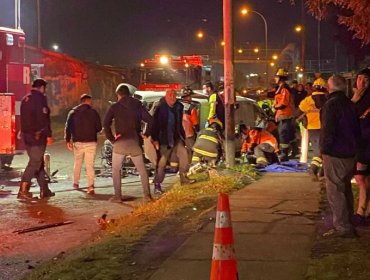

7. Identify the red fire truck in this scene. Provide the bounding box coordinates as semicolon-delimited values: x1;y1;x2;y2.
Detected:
138;54;210;91
0;27;30;168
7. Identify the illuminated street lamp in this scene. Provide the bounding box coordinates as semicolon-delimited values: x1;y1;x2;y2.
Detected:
295;25;303;33
52;44;59;51
140;63;145;67
270;62;275;67
196;31;219;57
272;54;278;60
237;48;243;54
253;47;259;53
241;6;269;84
221;41;225;46
294;24;305;73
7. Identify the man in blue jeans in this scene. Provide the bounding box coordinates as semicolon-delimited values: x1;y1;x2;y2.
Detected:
103;84;153;202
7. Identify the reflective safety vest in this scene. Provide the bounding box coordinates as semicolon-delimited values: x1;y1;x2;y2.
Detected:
208;92;225;126
299;91;325;130
182;102;199;138
242;129;278;153
274;84;294;121
192;127;220;159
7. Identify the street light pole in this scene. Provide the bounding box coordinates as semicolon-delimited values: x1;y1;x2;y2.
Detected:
241;8;268;86
15;0;21;29
251;10;268;86
37;0;41;48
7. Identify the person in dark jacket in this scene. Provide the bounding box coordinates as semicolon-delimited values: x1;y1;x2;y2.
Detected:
351;68;370;224
151;89;195;194
65;94;102;194
104;84;153;202
320;75;360;238
17;78;55;200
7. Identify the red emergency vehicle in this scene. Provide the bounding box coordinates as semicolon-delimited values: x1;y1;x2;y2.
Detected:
0;27;31;166
138;54;210;91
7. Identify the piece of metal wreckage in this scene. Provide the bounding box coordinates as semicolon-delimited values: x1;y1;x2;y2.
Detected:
13;221;74;234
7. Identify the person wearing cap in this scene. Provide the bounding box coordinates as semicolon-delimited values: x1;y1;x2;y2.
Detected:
104;84;153;202
65;94;102;194
298;78;327;180
273;68;295;161
241;124;279;168
181;87;199;164
203;81;225;128
351;68;370;225
17;78;55;200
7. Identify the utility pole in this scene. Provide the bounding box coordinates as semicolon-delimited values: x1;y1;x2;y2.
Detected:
223;0;235;167
37;0;41;48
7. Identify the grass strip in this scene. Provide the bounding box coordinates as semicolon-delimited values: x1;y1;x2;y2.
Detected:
23;165;257;280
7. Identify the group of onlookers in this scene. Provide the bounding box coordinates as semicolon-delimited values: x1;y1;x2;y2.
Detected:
16;68;370;236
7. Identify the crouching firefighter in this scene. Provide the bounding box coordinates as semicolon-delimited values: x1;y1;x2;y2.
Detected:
17;79;55;200
241;124;279;168
192;118;224;166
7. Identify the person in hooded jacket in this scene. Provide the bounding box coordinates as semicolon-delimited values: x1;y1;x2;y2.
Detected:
65;94;102;194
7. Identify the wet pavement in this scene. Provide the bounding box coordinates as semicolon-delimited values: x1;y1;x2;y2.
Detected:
0;140;176;280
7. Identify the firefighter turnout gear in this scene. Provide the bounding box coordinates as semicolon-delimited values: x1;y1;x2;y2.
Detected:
275;68;288;78
274;83;295;161
192;127;222;165
298;91;326;130
242;128;278;167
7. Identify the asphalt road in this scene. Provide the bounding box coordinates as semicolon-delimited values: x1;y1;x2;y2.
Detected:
0;139;176;280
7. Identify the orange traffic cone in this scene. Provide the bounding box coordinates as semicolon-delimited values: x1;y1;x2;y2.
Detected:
210;192;238;280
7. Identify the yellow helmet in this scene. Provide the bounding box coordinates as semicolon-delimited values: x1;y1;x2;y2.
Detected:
313;78;326;88
275;68;288;77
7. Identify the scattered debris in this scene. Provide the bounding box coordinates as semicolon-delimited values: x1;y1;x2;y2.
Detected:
13;221;74;234
272;210;303;216
98;212;115;229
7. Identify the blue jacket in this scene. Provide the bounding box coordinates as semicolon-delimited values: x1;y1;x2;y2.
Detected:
320;91;360;158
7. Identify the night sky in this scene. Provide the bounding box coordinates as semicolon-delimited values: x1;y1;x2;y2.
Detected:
0;0;336;66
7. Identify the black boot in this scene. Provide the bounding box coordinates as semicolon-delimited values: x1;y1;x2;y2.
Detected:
40;184;55;199
154;183;164;195
290;141;299;159
309;164;319;181
280;149;289;162
180;173;196;185
17;182;33;200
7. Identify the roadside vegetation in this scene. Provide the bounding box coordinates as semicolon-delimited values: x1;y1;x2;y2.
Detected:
306;185;370;280
23;165;257;280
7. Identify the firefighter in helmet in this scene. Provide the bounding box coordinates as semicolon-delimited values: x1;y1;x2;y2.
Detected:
273;68;295;161
298;77;327;179
192;117;224;166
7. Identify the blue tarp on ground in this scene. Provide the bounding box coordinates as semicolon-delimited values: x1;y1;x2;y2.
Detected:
257;160;308;173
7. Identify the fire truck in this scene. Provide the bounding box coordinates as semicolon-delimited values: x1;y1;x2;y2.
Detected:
0;27;30;168
138;54;211;91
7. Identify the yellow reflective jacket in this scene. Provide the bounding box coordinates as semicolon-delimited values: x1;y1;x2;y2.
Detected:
298;91;325;130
